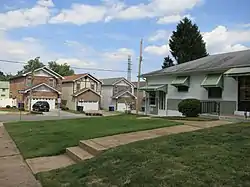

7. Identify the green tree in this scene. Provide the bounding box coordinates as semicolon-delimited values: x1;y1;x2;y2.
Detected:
169;17;208;64
162;55;174;69
48;61;74;76
18;57;44;74
0;71;13;81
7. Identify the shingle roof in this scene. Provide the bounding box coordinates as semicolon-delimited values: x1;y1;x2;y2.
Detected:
142;49;250;77
63;74;102;84
100;77;125;85
63;74;87;82
132;81;146;88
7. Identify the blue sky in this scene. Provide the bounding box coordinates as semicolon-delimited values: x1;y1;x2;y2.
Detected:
0;0;249;80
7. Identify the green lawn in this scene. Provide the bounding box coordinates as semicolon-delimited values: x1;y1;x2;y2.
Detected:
4;115;180;158
37;123;250;187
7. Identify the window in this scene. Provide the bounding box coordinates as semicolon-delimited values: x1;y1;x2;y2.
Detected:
49;78;54;87
26;76;32;86
177;86;189;92
149;92;156;105
76;83;81;91
2;88;6;92
91;83;95;90
208;87;222;98
1;94;5;97
114;86;118;93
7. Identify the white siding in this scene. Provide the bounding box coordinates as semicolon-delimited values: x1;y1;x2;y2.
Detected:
147;74;237;101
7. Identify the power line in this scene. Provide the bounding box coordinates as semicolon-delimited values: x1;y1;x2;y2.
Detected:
0;59;137;73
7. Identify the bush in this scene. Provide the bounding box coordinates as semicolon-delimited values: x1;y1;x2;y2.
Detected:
6;105;11;108
178;99;201;117
61;105;69;111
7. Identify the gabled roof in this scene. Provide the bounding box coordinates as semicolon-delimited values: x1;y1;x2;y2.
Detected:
10;66;64;80
142;49;250;77
23;66;64;79
101;77;135;87
72;88;101;97
63;73;102;84
23;83;61;94
112;90;137;99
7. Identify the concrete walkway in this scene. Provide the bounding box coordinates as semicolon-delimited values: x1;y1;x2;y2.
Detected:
0;123;41;187
26;119;232;174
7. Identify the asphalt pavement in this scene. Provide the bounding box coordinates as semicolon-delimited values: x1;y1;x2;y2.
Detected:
0;110;86;122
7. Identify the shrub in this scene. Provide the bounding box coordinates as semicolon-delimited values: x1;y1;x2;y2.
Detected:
61;105;69;111
6;105;11;108
178;99;201;117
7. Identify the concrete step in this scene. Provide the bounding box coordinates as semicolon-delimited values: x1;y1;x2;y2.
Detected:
79;140;106;156
66;146;94;162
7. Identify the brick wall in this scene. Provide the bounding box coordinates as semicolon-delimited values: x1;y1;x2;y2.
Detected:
10;75;62;103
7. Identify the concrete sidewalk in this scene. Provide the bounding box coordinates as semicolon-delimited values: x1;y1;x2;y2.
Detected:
0;123;41;187
26;119;232;174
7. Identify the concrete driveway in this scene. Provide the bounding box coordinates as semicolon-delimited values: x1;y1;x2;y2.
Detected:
0;110;86;123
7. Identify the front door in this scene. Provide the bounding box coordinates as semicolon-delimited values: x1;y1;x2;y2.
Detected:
158;91;166;116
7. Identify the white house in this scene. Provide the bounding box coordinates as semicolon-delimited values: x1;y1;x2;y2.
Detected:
141;49;250;116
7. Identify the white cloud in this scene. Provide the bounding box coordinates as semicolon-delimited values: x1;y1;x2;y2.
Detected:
0;0;53;30
56;58;95;67
203;26;250;54
148;30;170;42
22;37;39;43
37;0;54;7
50;0;201;25
102;48;134;61
241;23;250;28
157;14;194;24
144;44;170;56
49;4;107;25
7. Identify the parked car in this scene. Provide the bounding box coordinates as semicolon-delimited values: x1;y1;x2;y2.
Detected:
32;101;50;112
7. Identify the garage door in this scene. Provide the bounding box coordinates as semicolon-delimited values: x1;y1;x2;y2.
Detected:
31;98;56;110
117;103;130;111
78;101;99;111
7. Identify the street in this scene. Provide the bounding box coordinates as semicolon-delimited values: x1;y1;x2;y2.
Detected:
0;110;85;122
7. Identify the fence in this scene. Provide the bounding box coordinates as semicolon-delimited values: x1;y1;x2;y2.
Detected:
201;101;220;115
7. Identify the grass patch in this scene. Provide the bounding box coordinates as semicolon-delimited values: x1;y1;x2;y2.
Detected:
4;115;180;158
37;123;250;187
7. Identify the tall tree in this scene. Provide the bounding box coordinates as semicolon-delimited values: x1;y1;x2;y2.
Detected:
18;57;44;74
169;17;208;64
48;61;74;76
162;55;174;69
0;71;13;81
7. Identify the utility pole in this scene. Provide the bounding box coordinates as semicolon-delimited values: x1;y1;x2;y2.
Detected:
127;55;132;82
136;39;143;115
29;69;34;112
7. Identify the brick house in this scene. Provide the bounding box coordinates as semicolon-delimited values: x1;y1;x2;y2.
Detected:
10;66;63;110
62;73;102;111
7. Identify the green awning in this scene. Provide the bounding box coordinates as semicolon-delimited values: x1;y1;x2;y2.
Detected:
224;67;250;77
171;76;189;87
201;74;223;88
139;84;167;92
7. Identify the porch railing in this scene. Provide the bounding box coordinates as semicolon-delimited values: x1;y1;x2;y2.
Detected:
201;101;220;115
